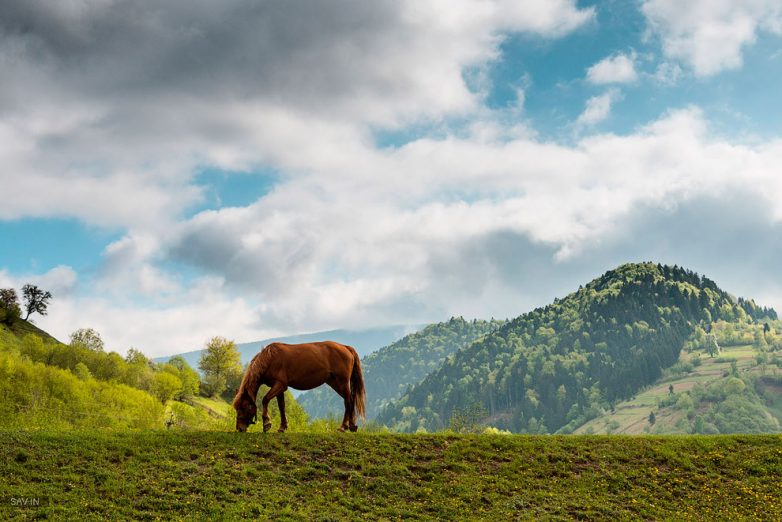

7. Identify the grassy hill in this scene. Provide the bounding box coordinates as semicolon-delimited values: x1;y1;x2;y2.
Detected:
0;321;309;432
2;432;780;520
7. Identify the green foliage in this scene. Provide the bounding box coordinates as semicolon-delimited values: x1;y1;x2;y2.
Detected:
447;403;488;434
0;288;21;326
0;349;164;430
73;362;92;380
165;356;200;398
152;371;183;403
379;263;775;433
663;373;781;434
298;316;505;419
198;336;242;398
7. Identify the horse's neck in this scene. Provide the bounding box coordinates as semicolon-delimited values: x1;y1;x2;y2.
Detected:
246;371;264;401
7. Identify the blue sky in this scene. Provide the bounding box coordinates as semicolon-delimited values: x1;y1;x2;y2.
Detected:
2;0;782;356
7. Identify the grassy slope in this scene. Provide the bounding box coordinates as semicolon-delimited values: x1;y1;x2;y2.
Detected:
2;432;781;520
576;344;782;434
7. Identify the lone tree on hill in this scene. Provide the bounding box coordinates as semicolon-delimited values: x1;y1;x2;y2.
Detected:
198;336;243;398
70;328;105;352
648;411;656;425
22;284;52;321
0;288;21;325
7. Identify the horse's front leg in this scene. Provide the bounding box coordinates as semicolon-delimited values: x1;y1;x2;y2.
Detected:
276;394;288;433
261;382;286;433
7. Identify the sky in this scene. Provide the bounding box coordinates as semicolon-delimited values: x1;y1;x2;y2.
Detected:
2;0;782;357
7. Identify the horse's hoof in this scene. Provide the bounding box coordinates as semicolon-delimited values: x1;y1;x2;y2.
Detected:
277;427;287;433
263;422;272;433
349;425;358;432
337;426;346;433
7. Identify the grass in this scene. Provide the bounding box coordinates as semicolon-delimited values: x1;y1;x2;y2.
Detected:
1;431;781;520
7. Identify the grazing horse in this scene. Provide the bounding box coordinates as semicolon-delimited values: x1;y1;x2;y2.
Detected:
232;341;365;433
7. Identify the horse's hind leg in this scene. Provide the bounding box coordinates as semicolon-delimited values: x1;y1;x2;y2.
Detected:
335;384;352;433
276;394;288;433
340;392;355;433
261;382;286;433
327;378;352;432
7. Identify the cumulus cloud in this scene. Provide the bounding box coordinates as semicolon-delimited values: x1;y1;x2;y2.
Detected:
158;107;782;340
0;0;593;231
586;53;637;84
642;0;782;76
0;266;78;298
575;89;621;127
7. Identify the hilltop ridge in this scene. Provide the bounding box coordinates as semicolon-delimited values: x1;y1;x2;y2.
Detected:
379;262;777;433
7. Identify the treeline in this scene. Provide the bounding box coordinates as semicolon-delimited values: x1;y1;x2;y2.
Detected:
298;317;506;419
378;263;777;433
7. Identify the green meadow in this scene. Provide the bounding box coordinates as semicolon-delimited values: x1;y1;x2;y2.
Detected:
2;432;780;520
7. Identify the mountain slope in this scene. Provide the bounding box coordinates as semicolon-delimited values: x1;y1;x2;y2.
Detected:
298;317;506;419
155;324;422;370
575;325;782;434
378;262;776;433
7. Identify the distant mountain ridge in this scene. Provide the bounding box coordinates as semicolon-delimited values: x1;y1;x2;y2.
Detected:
378;262;777;433
154;324;424;371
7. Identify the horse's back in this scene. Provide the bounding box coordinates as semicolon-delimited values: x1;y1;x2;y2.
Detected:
265;341;356;390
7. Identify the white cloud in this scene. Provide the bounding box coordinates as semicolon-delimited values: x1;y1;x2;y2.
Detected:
0;0;593;231
642;0;782;76
586;53;637;84
34;277;271;357
152;107;782;340
652;61;683;85
575;89;621;127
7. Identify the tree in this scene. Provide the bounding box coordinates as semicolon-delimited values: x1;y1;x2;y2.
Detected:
152;371;183;403
198;337;242;398
668;384;674;395
70;328;105;352
21;284;52;321
704;333;720;357
0;288;21;325
648;411;656;425
161;359;200;399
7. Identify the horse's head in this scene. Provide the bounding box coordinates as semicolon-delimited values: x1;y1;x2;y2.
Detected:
233;389;257;432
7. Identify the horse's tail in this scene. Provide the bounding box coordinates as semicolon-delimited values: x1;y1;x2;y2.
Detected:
347;346;366;420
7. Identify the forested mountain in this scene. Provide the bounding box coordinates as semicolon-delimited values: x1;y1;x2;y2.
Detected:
378;263;776;433
298;317;506;419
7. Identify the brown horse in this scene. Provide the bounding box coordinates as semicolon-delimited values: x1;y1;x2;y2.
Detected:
232;341;365;433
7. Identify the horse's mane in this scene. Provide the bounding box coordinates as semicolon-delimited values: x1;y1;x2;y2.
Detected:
232;344;281;407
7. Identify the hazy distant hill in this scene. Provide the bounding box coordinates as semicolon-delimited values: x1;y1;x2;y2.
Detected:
298;316;506;420
154;324;423;370
379;262;777;433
